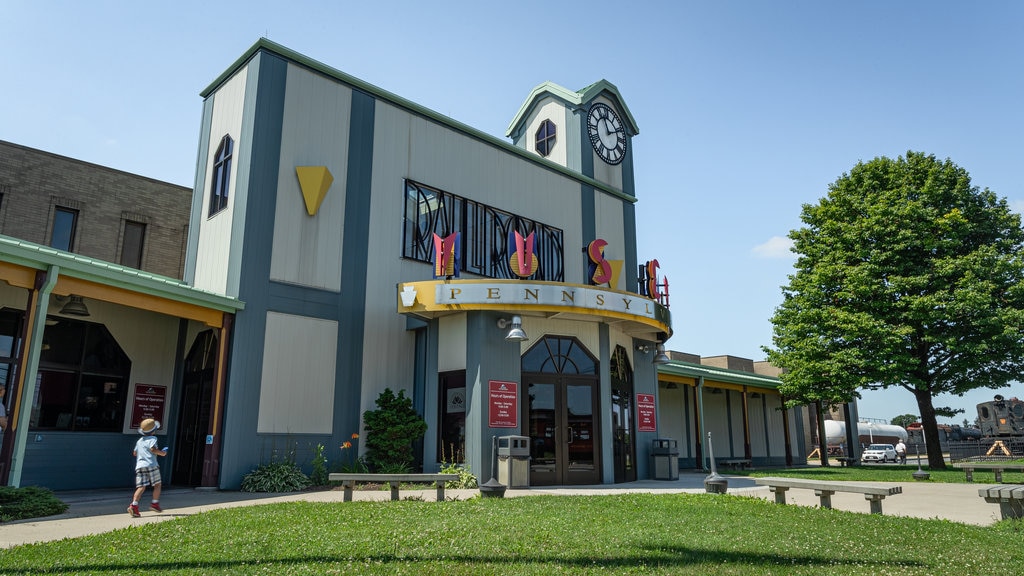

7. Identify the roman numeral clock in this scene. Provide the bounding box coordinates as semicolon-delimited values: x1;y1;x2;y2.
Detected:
587;102;627;165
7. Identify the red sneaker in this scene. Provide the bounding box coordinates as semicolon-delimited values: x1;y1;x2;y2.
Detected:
150;502;163;513
127;504;141;518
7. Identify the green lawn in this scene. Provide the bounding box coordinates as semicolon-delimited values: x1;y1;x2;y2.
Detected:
1;491;1021;575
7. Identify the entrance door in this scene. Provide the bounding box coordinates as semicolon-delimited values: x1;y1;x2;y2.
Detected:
525;377;600;485
172;331;216;486
521;336;601;486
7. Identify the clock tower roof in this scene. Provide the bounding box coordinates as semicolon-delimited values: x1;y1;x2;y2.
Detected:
505;79;639;139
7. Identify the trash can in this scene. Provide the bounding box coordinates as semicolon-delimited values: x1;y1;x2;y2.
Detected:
497;435;530;488
650;438;679;481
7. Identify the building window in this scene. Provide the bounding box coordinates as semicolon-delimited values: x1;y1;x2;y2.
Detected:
535;119;556;157
437;370;467;463
402;180;565;281
208;134;233;217
119;221;146;269
50;207;79;252
0;309;131;433
35;315;131;432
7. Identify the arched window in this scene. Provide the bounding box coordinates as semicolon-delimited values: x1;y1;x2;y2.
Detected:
522;336;596;375
208;135;233;217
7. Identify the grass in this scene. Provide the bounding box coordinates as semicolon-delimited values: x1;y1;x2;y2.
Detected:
0;489;1022;575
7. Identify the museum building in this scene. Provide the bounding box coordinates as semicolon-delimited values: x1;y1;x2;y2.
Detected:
0;39;807;490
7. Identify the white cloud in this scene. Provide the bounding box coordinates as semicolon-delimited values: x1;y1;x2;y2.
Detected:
752;236;795;259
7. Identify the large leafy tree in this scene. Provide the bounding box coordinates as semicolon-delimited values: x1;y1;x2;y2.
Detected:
765;152;1024;469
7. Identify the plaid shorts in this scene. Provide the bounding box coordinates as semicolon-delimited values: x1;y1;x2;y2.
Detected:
135;466;162;487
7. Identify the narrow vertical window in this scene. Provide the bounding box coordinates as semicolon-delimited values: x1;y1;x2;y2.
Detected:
120;221;146;269
50;207;79;252
535;119;556;157
208;135;233;217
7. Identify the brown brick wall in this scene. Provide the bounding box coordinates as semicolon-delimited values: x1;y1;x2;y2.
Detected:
0;140;191;279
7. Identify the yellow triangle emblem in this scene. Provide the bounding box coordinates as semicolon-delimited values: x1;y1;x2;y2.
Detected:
295;166;334;216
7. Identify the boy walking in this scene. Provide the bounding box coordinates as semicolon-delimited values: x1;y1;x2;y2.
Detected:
129;418;167;517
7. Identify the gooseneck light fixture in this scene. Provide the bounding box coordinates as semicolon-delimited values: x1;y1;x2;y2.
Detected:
497;316;528;342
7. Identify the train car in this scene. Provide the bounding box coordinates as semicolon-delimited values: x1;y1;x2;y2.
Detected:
905;422;981;449
976;395;1024;437
824;420;908;447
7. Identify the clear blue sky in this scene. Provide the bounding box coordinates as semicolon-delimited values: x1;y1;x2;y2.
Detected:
2;1;1021;423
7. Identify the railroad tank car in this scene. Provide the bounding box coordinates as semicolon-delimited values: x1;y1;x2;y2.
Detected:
823;420;908;446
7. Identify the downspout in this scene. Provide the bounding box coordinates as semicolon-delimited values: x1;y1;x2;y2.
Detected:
696;376;706;471
9;265;59;487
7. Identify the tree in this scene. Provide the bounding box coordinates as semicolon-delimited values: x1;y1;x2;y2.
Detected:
765;152;1024;469
891;414;918;429
362;388;428;472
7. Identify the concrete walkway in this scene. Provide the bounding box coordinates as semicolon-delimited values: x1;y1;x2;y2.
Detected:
0;472;1003;549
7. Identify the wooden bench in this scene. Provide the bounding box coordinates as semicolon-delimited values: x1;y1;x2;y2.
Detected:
755;477;902;514
953;462;1024;483
328;473;460;502
835;457;858;467
977;484;1024;520
718;458;753;470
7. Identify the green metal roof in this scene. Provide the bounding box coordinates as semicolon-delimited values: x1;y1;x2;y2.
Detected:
202;38;636;205
658;358;782;390
506;79;640;138
0;234;243;313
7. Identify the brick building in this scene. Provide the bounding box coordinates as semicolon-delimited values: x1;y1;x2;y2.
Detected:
0;140;191;279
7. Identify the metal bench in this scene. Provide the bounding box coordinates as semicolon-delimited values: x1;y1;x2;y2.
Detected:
755;477;902;514
977;484;1024;520
718;458;753;470
835;456;858;467
328;473;460;502
953;462;1024;483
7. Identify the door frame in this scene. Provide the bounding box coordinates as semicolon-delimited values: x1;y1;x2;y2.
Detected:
523;373;601;485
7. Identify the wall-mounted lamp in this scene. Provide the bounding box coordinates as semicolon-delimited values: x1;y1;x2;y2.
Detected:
664;382;679;390
60;295;90;317
497;316;528;342
653;344;670;365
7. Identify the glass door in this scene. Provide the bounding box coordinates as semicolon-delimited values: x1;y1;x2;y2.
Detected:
525;376;600;485
521;336;601;486
564;378;599;484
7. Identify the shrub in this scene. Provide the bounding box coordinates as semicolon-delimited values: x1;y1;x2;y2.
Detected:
309;443;328;487
440;462;478;489
362;388;427;472
439;444;477;489
240;461;311;493
0;486;68;522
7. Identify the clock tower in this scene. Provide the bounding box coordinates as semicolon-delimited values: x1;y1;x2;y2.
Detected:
506;80;639;194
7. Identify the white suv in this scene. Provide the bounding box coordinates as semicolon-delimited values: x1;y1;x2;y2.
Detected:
862;444;898;463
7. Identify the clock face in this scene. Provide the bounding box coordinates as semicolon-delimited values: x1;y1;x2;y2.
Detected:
587;103;627;165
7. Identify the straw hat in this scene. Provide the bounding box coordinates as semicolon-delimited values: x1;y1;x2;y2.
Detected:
138;418;161;435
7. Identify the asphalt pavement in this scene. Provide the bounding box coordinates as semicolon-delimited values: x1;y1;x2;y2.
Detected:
0;472;1004;549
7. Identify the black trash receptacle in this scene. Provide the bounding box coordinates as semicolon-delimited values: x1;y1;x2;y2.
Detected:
650;438;679;480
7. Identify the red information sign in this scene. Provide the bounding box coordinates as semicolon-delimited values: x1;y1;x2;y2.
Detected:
130;384;167;429
488;380;518;428
637;393;657;432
